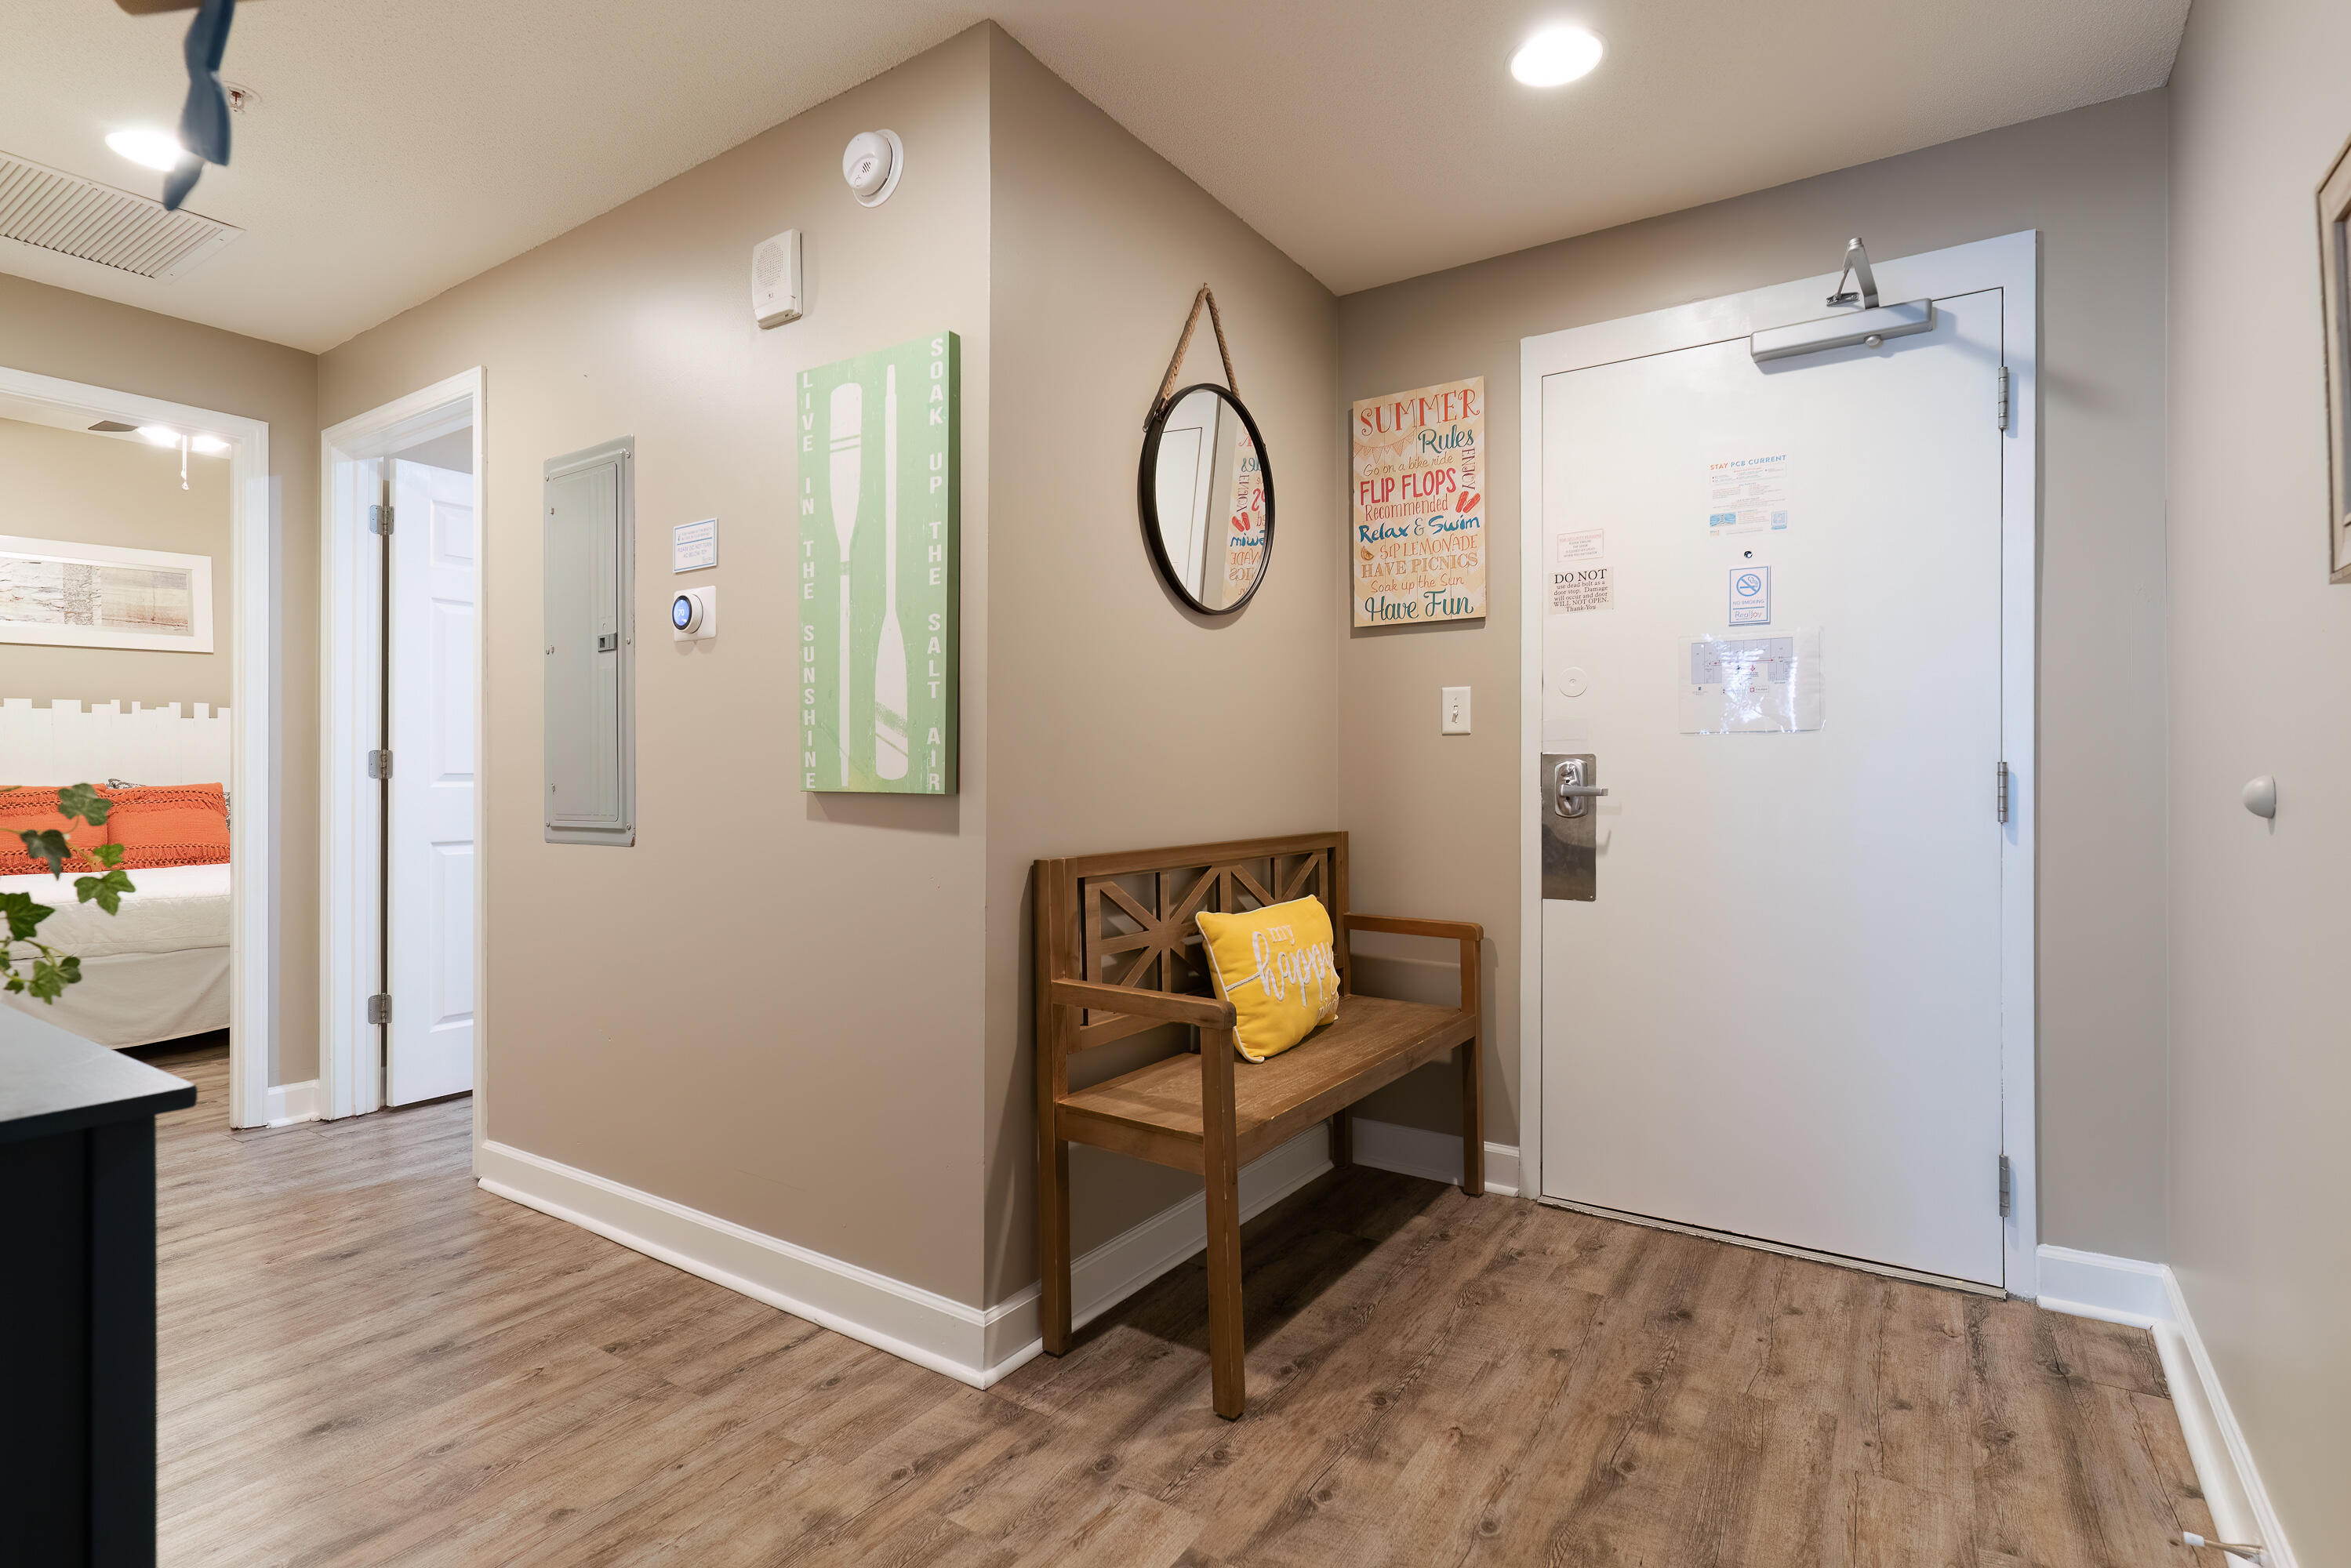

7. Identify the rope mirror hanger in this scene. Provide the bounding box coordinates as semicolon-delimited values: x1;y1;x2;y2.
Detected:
1138;284;1274;616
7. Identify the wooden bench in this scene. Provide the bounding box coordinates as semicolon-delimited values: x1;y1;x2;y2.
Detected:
1034;832;1482;1417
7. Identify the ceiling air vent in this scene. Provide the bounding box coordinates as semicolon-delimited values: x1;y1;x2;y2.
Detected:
0;152;241;283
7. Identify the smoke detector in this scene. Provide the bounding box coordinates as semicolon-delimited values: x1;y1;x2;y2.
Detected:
842;130;903;207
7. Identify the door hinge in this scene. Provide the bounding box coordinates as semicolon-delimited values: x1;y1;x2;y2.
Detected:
368;993;391;1025
1998;1154;2012;1218
1996;760;2010;824
1996;366;2011;431
369;503;394;535
367;748;393;781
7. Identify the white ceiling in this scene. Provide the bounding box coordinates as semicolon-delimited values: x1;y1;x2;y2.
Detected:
0;0;2186;354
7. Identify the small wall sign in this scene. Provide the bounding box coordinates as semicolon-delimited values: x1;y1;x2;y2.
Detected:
672;517;718;572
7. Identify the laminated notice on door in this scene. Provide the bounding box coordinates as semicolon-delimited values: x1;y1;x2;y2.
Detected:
1678;626;1823;733
1706;451;1790;535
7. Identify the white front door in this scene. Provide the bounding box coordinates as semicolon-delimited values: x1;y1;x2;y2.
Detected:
386;457;477;1105
1536;286;2008;1287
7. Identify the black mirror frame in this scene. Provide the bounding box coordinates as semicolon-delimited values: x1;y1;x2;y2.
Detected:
1136;382;1276;616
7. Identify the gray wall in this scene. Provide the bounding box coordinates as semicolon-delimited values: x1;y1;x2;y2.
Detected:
2166;0;2351;1555
319;27;997;1304
982;31;1342;1302
1333;89;2175;1263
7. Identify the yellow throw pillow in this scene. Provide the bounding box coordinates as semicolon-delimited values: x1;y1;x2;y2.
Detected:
1195;896;1342;1062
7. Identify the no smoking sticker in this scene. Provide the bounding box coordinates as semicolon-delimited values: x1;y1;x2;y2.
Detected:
1728;564;1771;626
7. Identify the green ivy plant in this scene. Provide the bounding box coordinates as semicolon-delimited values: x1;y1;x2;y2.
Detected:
2;784;136;1004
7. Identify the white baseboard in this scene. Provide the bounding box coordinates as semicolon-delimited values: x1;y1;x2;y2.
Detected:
1350;1115;1521;1197
263;1077;320;1127
2034;1243;2171;1327
477;1123;1334;1390
982;1122;1335;1375
2036;1246;2297;1567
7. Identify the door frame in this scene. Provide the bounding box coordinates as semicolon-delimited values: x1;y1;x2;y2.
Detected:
1515;230;2041;1297
318;369;485;1149
0;364;274;1127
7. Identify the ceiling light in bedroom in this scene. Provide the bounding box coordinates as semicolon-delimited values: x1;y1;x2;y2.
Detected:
136;424;182;445
106;128;190;172
1510;25;1604;86
188;434;227;454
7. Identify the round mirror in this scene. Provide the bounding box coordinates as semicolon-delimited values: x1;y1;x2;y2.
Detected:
1139;383;1274;615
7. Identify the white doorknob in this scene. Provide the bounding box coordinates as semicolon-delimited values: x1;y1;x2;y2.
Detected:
2242;776;2277;818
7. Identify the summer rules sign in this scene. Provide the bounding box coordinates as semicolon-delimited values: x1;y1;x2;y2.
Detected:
1350;377;1485;626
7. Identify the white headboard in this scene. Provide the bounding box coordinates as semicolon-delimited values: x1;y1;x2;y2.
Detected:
0;698;233;788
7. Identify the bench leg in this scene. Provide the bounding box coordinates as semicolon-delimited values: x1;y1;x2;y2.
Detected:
1203;1144;1246;1418
1459;1037;1485;1197
1040;1134;1073;1356
1332;1108;1353;1170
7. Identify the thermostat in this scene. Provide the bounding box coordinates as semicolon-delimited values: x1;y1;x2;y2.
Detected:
671;585;717;641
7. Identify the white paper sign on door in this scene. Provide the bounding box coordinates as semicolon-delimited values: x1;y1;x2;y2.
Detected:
1554;528;1604;564
1706;451;1791;535
1551;564;1613;613
1678;626;1823;732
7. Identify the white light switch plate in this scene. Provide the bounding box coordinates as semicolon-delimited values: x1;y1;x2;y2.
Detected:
1441;686;1471;734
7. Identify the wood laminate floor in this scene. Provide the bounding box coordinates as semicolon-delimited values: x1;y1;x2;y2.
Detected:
140;1037;2213;1566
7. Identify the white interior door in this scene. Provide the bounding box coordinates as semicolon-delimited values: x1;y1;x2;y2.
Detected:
1537;289;2007;1287
387;457;477;1105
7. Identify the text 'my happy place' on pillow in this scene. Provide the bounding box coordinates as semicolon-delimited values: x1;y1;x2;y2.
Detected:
1194;895;1342;1062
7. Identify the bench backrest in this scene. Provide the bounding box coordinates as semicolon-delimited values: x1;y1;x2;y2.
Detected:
1035;832;1351;1053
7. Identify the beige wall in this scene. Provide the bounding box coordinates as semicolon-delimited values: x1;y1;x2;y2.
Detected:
0;416;232;710
980;33;1343;1301
2166;0;2351;1554
0;274;320;1085
318;27;995;1303
1333;89;2175;1262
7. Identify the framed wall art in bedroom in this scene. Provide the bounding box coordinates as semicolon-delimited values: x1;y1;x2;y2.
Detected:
0;532;214;652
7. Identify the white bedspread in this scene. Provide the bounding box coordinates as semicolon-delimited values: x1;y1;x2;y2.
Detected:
0;861;231;958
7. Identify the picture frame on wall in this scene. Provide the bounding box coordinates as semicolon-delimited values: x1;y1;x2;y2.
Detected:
2319;132;2351;583
0;533;214;652
795;330;961;795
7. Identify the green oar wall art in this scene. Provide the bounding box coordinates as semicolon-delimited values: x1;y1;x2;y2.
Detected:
796;332;960;795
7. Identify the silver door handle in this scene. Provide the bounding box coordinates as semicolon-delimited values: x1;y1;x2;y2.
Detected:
1553;759;1608;818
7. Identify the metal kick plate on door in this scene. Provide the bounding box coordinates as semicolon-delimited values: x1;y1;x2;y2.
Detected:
1542;752;1597;902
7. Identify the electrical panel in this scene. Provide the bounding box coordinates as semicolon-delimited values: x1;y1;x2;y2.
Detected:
543;437;635;846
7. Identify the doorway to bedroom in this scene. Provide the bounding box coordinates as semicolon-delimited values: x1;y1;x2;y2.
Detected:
320;372;483;1123
0;365;274;1127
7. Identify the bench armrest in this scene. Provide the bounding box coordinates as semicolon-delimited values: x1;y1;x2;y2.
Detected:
1341;914;1483;1014
1344;913;1484;945
1048;978;1236;1029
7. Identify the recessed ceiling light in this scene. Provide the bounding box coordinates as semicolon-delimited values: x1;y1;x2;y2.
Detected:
1510;25;1604;86
106;129;188;172
136;425;183;446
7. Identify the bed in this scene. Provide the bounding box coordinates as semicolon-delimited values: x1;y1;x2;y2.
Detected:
0;863;231;1047
2;697;233;1049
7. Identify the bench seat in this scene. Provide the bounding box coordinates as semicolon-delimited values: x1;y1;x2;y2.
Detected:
1058;995;1475;1173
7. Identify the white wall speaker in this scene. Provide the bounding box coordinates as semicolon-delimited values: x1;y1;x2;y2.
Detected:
753;228;801;328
